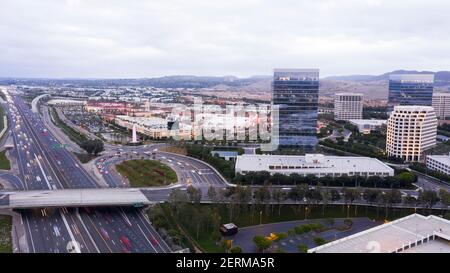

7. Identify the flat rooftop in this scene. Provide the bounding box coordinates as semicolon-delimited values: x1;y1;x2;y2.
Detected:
349;119;387;125
427;155;450;165
309;214;450;253
235;154;394;175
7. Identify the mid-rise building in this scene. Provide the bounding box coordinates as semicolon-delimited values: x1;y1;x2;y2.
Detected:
334;93;363;120
432;92;450;120
386;106;438;162
426;153;450;176
272;69;319;150
234;154;394;177
388;74;434;107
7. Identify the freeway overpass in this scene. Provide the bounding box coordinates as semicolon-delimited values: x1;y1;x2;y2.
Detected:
0;188;163;209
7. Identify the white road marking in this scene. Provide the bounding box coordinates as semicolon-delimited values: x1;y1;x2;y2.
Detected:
59;210;81;253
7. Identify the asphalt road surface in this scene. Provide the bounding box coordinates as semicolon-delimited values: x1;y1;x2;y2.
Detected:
5;94;171;253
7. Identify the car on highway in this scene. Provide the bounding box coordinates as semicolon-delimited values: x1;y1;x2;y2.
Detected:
150;237;158;247
120;235;132;249
100;227;110;240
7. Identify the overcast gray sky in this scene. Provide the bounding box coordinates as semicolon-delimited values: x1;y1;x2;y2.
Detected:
1;0;449;78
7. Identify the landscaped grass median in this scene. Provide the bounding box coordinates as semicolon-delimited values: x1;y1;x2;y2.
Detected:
116;159;178;187
0;150;10;170
0;215;12;253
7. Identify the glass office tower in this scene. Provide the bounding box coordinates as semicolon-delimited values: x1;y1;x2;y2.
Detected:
272;68;319;150
388;74;434;107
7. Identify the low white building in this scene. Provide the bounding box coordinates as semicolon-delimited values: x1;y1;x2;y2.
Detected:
309;214;450;253
426;153;450;176
115;115;169;139
47;99;86;106
234;154;394;177
349;119;387;134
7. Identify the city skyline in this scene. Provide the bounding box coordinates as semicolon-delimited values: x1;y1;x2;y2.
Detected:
2;0;450;78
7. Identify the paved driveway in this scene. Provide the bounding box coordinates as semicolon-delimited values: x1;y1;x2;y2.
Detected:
228;218;382;253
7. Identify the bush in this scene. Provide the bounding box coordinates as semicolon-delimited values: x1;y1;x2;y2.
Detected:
294;225;311;235
297;244;308;253
274;232;288;241
344;219;353;227
309;222;324;232
229;246;242;253
313;237;327;246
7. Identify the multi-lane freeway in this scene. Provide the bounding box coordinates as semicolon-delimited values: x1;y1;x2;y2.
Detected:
3;91;171;253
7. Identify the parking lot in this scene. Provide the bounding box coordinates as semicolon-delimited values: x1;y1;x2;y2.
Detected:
228;218;382;253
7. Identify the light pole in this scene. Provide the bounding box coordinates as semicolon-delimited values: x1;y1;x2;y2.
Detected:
347;205;350;218
259;210;263;225
305;207;308;220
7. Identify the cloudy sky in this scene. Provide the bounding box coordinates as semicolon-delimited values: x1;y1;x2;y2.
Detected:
1;0;449;78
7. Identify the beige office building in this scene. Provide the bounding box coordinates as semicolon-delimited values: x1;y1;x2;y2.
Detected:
432;93;450;120
334;93;363;121
386;106;437;162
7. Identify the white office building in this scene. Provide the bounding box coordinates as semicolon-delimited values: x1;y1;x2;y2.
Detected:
426;153;450;176
334;93;363;121
309;214;450;253
432;92;450;120
386;106;438;162
349;119;387;134
235;154;394;177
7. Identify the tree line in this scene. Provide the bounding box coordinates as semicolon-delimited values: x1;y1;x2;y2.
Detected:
233;171;417;189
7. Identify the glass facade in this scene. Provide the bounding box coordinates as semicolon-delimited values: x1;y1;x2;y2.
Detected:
272;69;319;150
388;74;434;107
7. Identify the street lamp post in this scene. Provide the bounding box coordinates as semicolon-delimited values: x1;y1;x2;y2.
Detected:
305;207;308;220
259;210;263;225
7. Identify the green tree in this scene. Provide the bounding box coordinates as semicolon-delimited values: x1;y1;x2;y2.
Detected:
330;189;341;201
395;172;416;187
271;188;286;215
253;235;272;253
230;246;242;253
254;185;271;204
313;237;327;246
297;244;308;253
80;139;104;155
207;186;217;202
186;185;202;204
439;189;450;207
418;190;440;208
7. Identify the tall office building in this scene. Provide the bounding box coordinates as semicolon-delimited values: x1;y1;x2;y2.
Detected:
432;92;450;120
272;68;319;150
334;93;363;121
386;106;437;162
388;74;434;107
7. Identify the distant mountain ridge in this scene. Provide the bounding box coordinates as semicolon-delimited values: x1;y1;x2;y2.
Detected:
325;70;450;85
2;70;450;89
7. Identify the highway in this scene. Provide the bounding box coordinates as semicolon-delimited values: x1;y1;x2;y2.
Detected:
4;91;171;253
3;88;450;253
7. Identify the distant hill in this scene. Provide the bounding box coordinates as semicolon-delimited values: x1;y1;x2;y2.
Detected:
324;75;375;82
325;70;450;86
0;75;264;89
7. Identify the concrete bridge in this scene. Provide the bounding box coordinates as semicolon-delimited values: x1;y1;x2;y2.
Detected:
0;188;160;209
